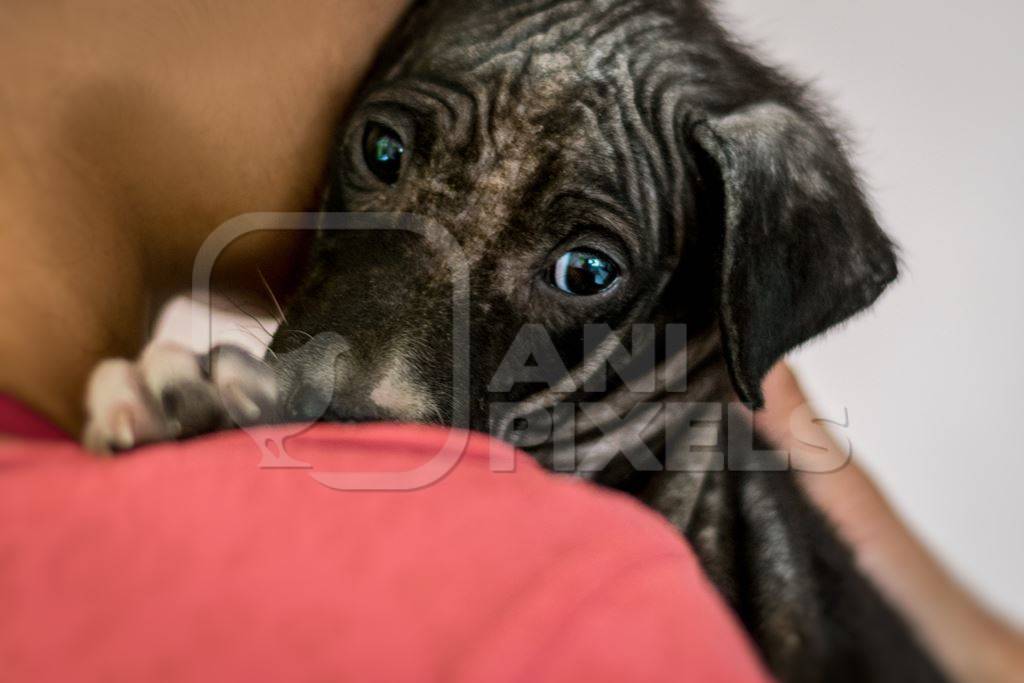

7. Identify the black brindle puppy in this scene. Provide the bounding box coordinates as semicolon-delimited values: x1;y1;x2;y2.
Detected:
85;1;949;681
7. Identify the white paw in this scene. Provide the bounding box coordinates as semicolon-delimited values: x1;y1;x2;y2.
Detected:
82;342;278;453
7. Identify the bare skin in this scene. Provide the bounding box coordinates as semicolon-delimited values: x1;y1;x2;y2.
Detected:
0;0;410;433
757;364;1024;683
0;3;1020;681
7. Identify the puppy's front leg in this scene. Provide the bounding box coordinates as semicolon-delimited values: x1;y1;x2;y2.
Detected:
82;342;277;453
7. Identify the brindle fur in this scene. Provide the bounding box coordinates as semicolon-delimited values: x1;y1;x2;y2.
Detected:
164;1;952;680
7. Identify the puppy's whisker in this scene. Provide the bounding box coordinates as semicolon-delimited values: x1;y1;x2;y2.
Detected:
233;324;273;347
257;268;287;325
222;293;279;342
283;329;316;344
228;325;281;365
218;291;273;319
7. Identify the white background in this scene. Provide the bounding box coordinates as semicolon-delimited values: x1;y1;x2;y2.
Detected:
717;0;1024;622
157;0;1024;624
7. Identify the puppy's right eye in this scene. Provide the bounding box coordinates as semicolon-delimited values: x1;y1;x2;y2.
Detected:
550;248;621;296
362;122;405;185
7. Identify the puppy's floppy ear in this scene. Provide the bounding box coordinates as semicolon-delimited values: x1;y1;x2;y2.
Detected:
692;102;898;408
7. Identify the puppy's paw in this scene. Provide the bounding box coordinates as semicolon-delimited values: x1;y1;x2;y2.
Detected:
82;342;278;453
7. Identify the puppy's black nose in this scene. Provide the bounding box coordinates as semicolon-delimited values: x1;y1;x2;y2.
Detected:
284;383;332;423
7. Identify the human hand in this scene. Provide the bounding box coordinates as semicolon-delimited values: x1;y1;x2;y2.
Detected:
758;363;1024;683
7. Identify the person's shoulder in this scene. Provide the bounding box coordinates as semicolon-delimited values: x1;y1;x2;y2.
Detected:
1;424;771;682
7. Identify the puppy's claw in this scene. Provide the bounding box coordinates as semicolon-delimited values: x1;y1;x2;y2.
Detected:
82;342;277;452
222;381;262;423
113;409;135;451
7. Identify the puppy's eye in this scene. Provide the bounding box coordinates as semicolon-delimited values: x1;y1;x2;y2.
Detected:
362;122;405;185
551;249;620;296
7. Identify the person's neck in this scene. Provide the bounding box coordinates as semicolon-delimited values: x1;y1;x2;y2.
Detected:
0;185;157;437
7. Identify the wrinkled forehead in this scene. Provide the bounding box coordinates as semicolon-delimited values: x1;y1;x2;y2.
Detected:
377;19;611;138
362;2;691;257
381;0;679;108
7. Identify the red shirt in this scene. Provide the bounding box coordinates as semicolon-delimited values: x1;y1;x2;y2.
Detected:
0;396;771;682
